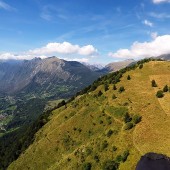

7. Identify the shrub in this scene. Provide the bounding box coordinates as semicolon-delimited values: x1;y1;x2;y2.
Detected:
104;84;109;91
127;75;131;80
94;155;100;162
124;112;132;123
156;90;164;98
122;150;129;162
139;64;143;69
119;86;125;93
113;84;117;90
115;155;122;163
78;128;82;133
112;94;117;99
112;146;117;152
83;162;92;170
124;122;133;130
99;120;104;124
101;140;108;150
106;129;113;137
107;119;112;125
102;160;119;170
151;80;157;87
98;91;103;97
85;147;92;156
132;115;142;124
163;85;169;92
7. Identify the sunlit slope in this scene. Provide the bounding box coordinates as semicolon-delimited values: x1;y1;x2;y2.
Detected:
8;61;170;170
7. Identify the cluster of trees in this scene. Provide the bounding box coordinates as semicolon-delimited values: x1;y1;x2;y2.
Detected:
151;80;170;98
83;149;129;170
123;112;142;130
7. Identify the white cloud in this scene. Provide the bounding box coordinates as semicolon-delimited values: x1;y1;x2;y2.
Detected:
0;1;15;11
0;42;98;63
149;12;170;19
153;0;170;4
62;57;89;63
29;42;98;56
108;35;170;59
143;20;153;27
0;53;46;60
151;32;158;39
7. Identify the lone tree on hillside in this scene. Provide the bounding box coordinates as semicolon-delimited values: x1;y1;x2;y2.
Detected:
151;80;157;87
127;75;131;80
104;84;109;91
112;94;117;99
163;85;169;92
132;114;142;124
119;86;125;93
124;112;132;123
139;64;143;69
98;90;103;97
156;90;164;98
83;162;92;170
113;84;117;90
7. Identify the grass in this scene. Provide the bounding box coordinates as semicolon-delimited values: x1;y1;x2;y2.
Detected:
8;61;170;170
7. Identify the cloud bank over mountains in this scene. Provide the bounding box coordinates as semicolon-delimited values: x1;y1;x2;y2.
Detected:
0;42;98;62
1;35;170;62
108;35;170;59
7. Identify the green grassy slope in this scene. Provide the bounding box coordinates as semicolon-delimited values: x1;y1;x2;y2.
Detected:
8;61;170;170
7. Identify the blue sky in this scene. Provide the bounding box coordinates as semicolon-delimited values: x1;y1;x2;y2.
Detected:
0;0;170;64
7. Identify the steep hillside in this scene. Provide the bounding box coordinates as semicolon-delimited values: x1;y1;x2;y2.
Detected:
8;60;170;170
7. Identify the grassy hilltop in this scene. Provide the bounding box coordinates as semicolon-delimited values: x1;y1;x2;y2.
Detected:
8;60;170;170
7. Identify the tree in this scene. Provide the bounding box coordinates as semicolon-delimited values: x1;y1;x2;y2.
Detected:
101;140;108;150
112;94;117;99
124;112;132;123
122;150;129;162
113;84;117;90
127;75;131;80
139;64;143;69
104;84;109;91
124;122;133;130
119;86;125;93
83;162;92;170
151;80;157;87
156;90;164;98
163;85;169;92
132;115;142;124
106;129;113;137
102;160;119;170
98;90;103;97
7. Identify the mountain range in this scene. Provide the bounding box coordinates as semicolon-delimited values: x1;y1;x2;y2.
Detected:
0;57;102;99
0;57;137;99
